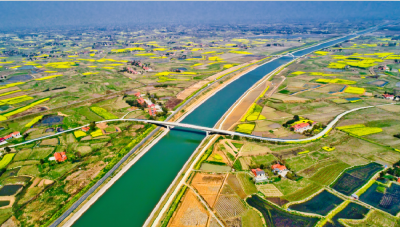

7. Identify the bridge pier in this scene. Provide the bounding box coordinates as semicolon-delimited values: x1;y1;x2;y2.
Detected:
167;125;170;130
206;131;209;136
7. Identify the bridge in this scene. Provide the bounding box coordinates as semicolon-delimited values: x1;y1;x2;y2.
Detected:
120;104;392;143
7;103;394;149
269;53;301;58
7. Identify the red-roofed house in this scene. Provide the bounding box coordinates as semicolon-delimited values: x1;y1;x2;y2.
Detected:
3;135;12;140
251;168;268;183
82;126;90;132
148;104;157;116
3;132;21;141
383;94;395;100
398;177;400;184
271;163;290;178
54;152;67;162
134;92;145;105
10;132;20;137
291;122;315;133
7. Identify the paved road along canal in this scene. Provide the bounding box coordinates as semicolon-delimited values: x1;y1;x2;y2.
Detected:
73;28;376;227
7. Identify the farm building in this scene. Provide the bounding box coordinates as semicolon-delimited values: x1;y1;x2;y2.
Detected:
82;126;90;132
148;104;157;116
383;94;395;100
291;122;315;133
54;152;67;162
271;163;290;178
1;131;21;141
135;92;145;105
251;168;268;183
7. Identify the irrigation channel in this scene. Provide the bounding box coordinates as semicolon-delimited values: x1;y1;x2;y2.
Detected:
72;28;377;227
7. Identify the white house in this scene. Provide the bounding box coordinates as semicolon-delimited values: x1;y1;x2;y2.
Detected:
251;168;268;183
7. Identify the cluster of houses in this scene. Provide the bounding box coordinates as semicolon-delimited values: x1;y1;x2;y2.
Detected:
251;163;290;183
134;92;162;116
291;122;316;133
129;61;152;72
0;131;21;145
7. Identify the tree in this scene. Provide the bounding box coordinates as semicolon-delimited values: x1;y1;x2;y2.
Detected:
89;121;96;131
4;147;10;153
294;115;300;121
76;151;82;159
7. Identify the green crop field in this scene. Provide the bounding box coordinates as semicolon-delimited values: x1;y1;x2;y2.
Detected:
310;162;351;186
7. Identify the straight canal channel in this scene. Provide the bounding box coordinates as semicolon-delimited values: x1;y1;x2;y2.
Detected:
73;28;376;227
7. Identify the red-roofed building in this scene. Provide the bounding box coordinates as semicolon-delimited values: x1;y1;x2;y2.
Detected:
291;122;315;133
3;131;20;141
398;178;400;183
383;94;395;100
271;163;290;178
137;97;145;105
10;132;20;137
82;126;90;132
251;168;268;183
3;135;12;140
134;92;145;105
271;164;287;171
148;104;157;116
54;152;67;162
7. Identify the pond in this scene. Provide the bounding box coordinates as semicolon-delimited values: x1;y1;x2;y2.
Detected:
345;97;361;102
0;105;11;111
35;115;64;127
0;185;23;196
289;190;343;216
45;128;55;133
17;65;35;70
331;163;383;196
369;80;389;87
329;202;369;226
0;201;10;207
247;195;319;227
359;183;400;215
0;74;33;85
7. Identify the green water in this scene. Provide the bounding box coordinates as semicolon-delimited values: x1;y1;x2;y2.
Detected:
74;29;375;227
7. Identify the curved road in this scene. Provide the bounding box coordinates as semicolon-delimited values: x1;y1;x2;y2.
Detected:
7;103;395;149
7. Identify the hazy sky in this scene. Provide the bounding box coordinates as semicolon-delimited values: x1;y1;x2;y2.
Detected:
0;2;399;29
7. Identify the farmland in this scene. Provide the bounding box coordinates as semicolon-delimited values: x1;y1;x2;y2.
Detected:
0;12;399;227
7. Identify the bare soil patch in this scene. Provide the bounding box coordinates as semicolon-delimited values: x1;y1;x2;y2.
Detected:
40;138;58;146
191;173;225;208
240;143;271;156
169;190;209;227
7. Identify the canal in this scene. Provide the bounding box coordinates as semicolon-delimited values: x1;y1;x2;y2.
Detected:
73;28;375;227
